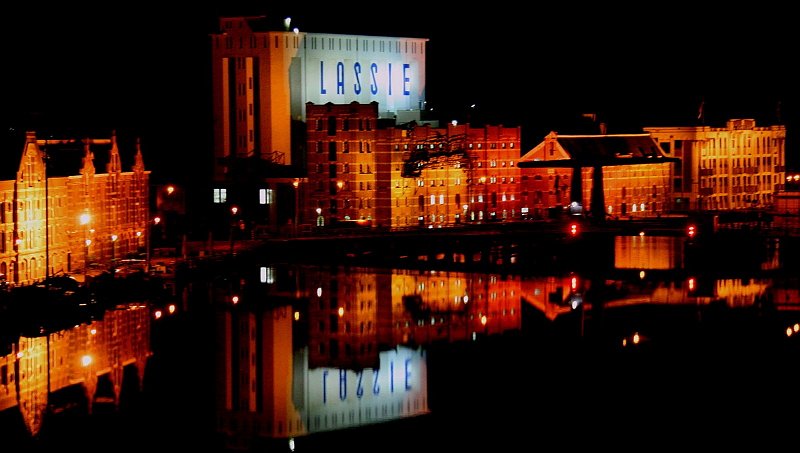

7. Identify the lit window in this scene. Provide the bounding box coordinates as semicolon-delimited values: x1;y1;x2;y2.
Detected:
259;188;273;205
213;188;227;204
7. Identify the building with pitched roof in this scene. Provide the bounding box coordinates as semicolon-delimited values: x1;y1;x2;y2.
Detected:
518;132;678;220
0;131;149;286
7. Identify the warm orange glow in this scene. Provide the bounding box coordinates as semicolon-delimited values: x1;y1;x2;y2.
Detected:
338;307;344;317
81;355;92;367
154;216;161;225
90;328;97;335
166;185;175;195
632;333;640;344
231;206;239;215
154;310;163;319
570;276;578;291
787;327;793;337
336;180;344;190
480;315;487;326
168;304;176;314
79;212;90;225
111;234;118;242
794;323;799;333
294;311;300;321
639;270;646;280
231;295;239;305
292;180;299;189
688;277;696;292
136;231;142;237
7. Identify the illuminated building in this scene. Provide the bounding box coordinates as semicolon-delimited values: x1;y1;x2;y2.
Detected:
209;17;427;230
644;119;787;212
0;305;152;436
210;16;426;173
0;131;150;286
304;102;521;228
518;132;677;219
210;16;788;230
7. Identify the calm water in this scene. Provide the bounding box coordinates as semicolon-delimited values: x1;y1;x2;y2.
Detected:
3;234;800;451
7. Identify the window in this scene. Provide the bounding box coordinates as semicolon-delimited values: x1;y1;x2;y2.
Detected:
259;188;273;205
213;188;227;203
327;116;337;135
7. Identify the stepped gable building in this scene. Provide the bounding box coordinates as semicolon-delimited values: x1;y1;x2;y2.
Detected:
0;131;149;286
518;132;678;220
644;118;787;212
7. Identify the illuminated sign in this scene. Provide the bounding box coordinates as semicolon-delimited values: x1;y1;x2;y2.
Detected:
299;34;427;114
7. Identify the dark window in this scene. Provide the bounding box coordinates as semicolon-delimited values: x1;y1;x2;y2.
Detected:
327;116;337;136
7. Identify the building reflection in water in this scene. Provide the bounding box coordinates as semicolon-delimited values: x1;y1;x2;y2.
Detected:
0;304;152;438
216;266;525;449
215;237;800;447
3;234;799;448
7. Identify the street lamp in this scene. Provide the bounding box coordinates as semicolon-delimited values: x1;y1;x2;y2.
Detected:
111;234;118;266
79;212;91;282
292;179;300;236
230;206;239;255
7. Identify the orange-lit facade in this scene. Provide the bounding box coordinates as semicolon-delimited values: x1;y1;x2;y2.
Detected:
210;16;427;179
645;119;787;212
210;17;789;230
0;305;151;436
0;131;150;286
519;132;676;219
304;102;521;228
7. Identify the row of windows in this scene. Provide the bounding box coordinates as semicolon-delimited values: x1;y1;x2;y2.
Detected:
315;117;373;133
314;163;374;174
388;142;517;151
315;141;372;153
309;36;422;55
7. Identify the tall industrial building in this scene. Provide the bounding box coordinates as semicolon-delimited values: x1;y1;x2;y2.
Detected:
210;16;427;177
209;16;788;232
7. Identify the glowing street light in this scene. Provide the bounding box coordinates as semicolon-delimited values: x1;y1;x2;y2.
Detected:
79;211;91;281
230;206;239;254
111;234;118;264
292;179;300;236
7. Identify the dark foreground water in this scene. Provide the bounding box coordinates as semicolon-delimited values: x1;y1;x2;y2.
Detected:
3;234;800;451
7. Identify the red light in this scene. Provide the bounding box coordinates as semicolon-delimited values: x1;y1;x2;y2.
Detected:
570;276;578;291
687;225;696;238
688;277;696;292
231;295;239;304
569;223;578;236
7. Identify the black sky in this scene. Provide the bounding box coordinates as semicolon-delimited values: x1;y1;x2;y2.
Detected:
4;3;798;182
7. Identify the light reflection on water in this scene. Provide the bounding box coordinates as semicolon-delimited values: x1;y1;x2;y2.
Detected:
2;235;800;450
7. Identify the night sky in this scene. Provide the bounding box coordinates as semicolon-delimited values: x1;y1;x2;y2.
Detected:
4;3;798;182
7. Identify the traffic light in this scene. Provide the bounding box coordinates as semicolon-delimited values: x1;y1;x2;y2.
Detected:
687;224;696;238
569;222;579;237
